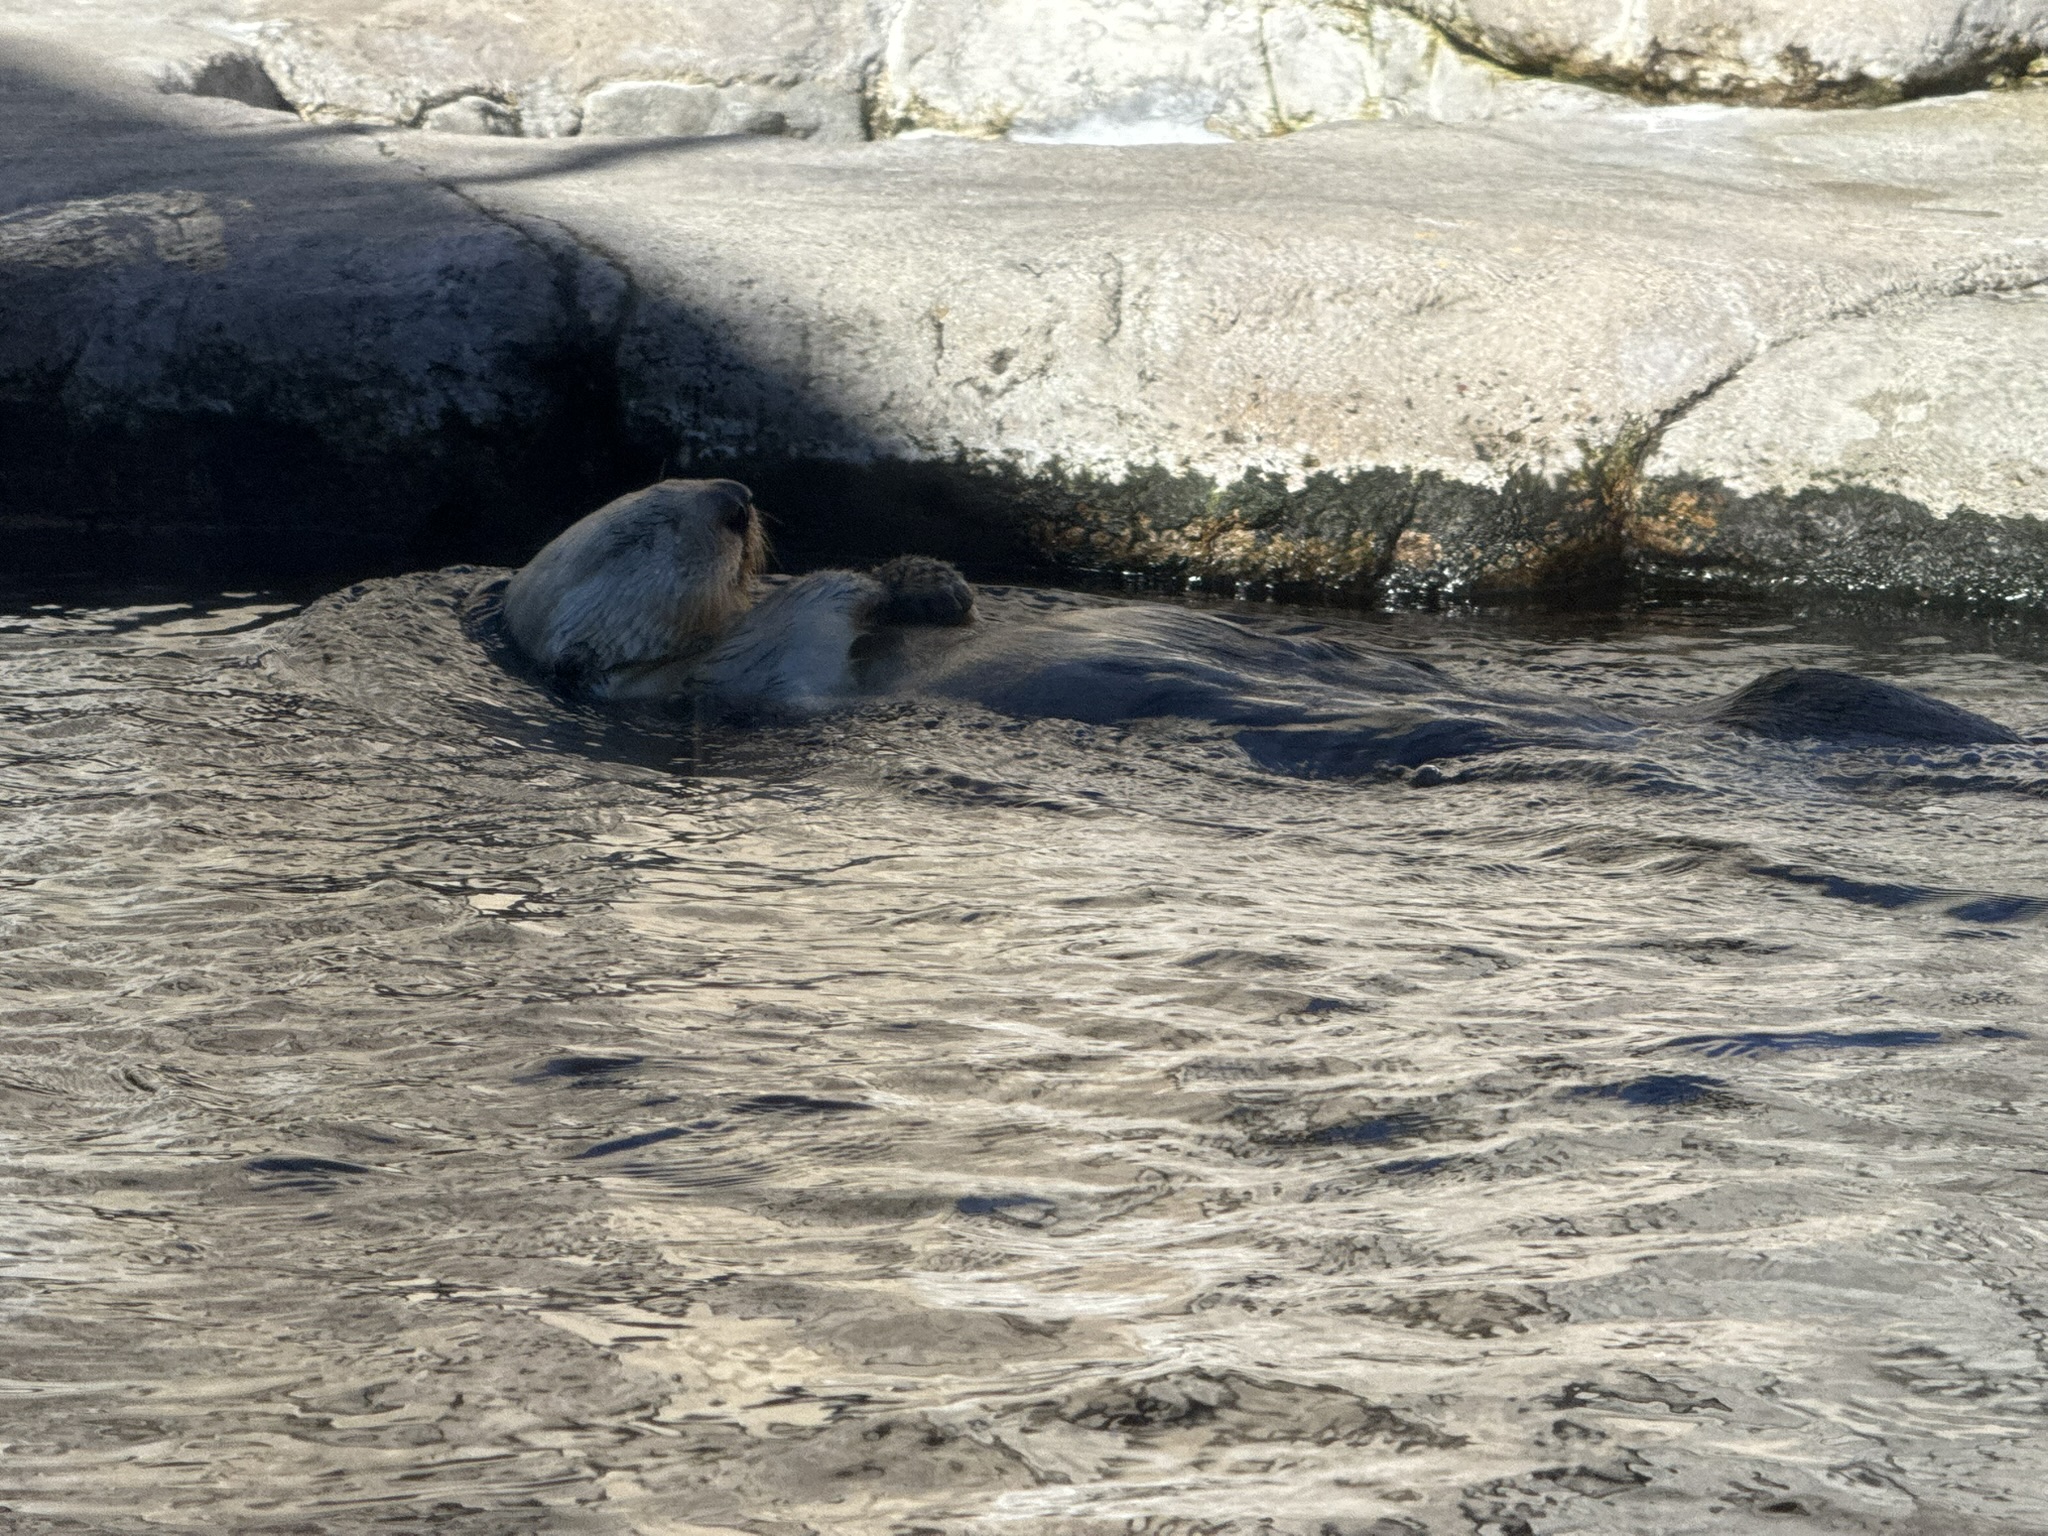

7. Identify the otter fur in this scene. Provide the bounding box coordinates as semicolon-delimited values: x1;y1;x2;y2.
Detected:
500;478;973;710
501;481;2023;774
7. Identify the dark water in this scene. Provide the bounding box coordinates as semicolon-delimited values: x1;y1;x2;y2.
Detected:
4;571;2047;1535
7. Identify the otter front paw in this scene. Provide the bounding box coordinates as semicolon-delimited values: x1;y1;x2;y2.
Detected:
550;643;604;700
871;555;975;627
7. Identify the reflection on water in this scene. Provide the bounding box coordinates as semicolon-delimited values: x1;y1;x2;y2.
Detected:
3;570;2048;1534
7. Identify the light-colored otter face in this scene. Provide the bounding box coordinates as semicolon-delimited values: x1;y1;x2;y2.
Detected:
501;478;766;693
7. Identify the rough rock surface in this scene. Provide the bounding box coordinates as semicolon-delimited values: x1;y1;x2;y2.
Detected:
1398;0;2048;105
385;88;2048;597
874;0;1603;140
235;0;1609;139
0;40;632;575
4;23;2048;599
0;0;1645;142
0;0;887;139
1650;291;2048;524
33;0;2048;137
244;0;884;139
16;0;2048;140
1641;288;2048;597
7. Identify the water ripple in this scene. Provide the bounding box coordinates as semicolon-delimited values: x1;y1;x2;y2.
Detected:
3;573;2047;1533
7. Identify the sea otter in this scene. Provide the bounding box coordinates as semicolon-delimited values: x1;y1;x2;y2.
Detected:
500;478;973;709
500;477;2024;766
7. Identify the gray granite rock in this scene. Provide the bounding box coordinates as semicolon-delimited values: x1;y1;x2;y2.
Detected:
1636;288;2048;594
25;0;2048;142
579;79;861;141
1650;292;2048;526
875;0;1608;141
16;0;2048;145
4;20;2048;599
240;0;883;138
420;92;519;135
0;38;632;575
378;89;2048;594
14;0;1611;140
1392;0;2048;105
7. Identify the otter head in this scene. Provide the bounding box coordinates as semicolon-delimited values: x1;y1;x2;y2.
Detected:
502;478;766;697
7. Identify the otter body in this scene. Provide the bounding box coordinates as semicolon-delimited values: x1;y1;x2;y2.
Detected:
1697;666;2020;747
500;479;972;709
501;481;2025;773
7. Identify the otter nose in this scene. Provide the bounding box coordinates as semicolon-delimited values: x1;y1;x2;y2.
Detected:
721;498;755;536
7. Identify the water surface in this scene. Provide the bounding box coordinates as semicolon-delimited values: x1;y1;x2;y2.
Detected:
3;572;2047;1535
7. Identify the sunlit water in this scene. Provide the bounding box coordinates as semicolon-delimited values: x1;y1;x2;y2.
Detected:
4;569;2048;1536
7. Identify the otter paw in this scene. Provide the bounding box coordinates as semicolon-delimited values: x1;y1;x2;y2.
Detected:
872;555;975;627
550;643;604;699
